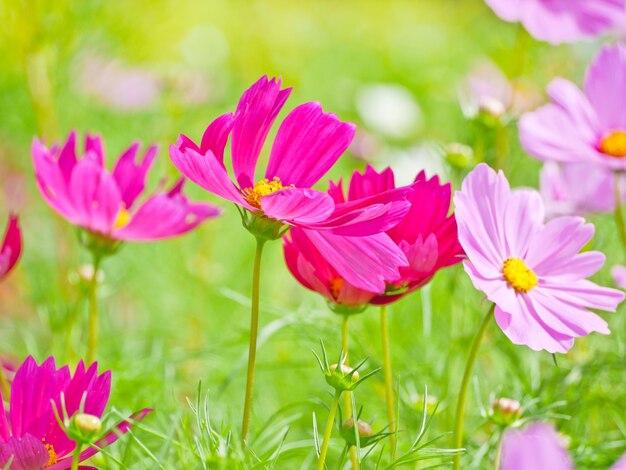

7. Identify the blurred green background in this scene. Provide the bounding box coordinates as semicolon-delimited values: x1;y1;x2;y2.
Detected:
0;0;624;468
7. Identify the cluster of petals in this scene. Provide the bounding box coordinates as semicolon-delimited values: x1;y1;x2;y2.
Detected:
520;44;626;171
284;165;463;307
455;164;624;353
0;356;151;469
485;0;625;44
500;422;626;469
170;76;412;292
0;215;21;280
32;131;220;243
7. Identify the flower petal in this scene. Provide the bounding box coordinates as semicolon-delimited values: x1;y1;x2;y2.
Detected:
232;76;291;188
346;165;395;201
260;188;335;225
112;143;157;209
0;215;22;278
585;43;626;130
266;102;356;188
0;434;49;470
500;423;574;470
170;143;253;209
200;112;236;165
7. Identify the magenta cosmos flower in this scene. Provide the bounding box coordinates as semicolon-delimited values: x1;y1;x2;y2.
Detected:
32;131;220;245
455;164;624;353
500;422;573;470
284;165;463;308
170;76;411;292
520;44;626;171
0;356;151;469
0;215;21;280
485;0;625;44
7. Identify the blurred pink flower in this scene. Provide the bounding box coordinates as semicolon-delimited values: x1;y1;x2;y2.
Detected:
613;452;626;469
485;0;625;44
455;164;623;353
0;356;151;469
459;60;541;121
171;76;412;292
284;166;463;308
540;162;617;218
33;131;220;243
500;422;573;470
78;55;162;111
521;44;626;171
611;265;626;290
0;215;21;280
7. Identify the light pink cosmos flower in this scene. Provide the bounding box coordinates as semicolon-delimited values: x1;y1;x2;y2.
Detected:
284;166;463;308
485;0;625;44
0;215;21;280
540;162;617;218
500;422;574;470
611;265;626;290
170;76;411;292
455;164;624;353
0;356;151;469
32;131;220;244
520;44;626;171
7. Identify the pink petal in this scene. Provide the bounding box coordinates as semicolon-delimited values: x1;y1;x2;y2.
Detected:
327;178;346;204
58;131;78;184
115;181;221;241
232;76;291;188
585;43;626;130
260;188;335;225
0;434;49;470
0;394;9;441
200;113;235;165
112;143;157;209
169;143;253;210
612;265;626;289
500;423;574;470
303;230;407;293
540;279;624;312
347;165;395;201
85;134;105;167
265;102;356;188
0;215;22;278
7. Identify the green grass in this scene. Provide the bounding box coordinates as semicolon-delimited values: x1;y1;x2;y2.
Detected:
1;0;625;468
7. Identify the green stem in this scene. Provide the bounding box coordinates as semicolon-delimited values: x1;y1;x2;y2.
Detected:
70;442;82;470
494;430;504;470
317;392;342;470
614;172;626;261
341;316;359;469
381;305;396;464
241;238;266;445
86;253;102;365
0;360;10;399
453;304;495;470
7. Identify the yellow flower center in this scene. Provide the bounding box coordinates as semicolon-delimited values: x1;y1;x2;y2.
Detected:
44;442;58;467
600;131;626;158
329;278;344;299
502;257;538;293
242;177;291;209
113;206;131;229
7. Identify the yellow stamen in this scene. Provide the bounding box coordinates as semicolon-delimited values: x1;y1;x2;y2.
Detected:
600;131;626;158
242;177;291;209
502;258;538;293
329;278;344;299
113;206;131;229
44;442;58;467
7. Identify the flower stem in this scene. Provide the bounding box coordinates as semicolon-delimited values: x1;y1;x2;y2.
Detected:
86;253;102;365
241;237;266;445
380;305;396;464
453;303;495;470
317;391;342;470
494;430;504;470
0;360;10;399
70;443;82;470
614;172;626;261
341;316;359;469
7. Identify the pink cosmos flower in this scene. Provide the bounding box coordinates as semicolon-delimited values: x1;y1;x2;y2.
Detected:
284;166;463;307
485;0;625;44
611;265;626;290
455;164;624;353
32;131;220;244
170;76;411;292
500;422;573;470
540;162;617;218
0;215;21;280
0;356;151;469
520;44;626;171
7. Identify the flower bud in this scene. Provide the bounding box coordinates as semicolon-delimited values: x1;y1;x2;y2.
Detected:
340;417;386;448
71;413;102;439
326;363;360;392
478;97;506;120
491;398;522;425
444;143;474;170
